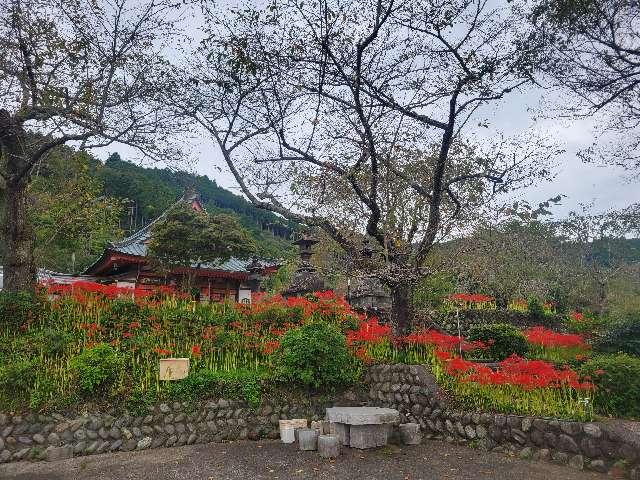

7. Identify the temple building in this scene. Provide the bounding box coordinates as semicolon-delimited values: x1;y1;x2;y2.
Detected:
84;191;279;302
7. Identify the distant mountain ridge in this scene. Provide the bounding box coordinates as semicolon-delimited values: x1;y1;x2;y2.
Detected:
94;154;297;258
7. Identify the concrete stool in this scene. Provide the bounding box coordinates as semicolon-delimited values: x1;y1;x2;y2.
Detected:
298;428;319;451
399;423;422;445
280;426;295;444
318;434;341;458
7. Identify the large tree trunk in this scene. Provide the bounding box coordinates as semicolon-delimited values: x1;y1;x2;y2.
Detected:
4;178;35;293
0;110;36;293
390;283;412;338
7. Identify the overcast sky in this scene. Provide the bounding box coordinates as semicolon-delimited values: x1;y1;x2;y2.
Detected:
96;2;638;221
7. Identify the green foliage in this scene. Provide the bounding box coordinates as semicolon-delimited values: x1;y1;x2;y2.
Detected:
581;354;640;419
125;387;158;417
28;146;124;272
29;376;59;411
32;328;77;357
168;369;265;409
275;321;359;390
99;299;145;330
527;297;545;320
69;344;125;396
412;273;455;310
0;291;41;329
0;358;38;393
468;323;529;360
148;205;256;277
594;314;640;357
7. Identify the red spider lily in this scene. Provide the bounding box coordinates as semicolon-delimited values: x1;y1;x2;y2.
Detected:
122;332;133;339
346;318;390;345
202;326;218;340
570;311;584;322
595;369;605;376
191;345;202;357
434;350;453;361
524;326;588;349
448;293;494;303
153;347;172;356
262;340;280;355
404;329;485;352
354;347;372;364
128;321;141;330
442;353;594;391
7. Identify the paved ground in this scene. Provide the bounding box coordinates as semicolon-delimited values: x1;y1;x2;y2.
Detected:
0;439;605;480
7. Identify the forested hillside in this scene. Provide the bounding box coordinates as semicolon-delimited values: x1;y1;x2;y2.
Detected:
94;153;297;258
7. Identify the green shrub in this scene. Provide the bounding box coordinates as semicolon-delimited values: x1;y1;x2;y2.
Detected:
527;298;545;320
0;358;38;393
32;328;76;357
69;344;125;395
168;369;265;409
98;299;144;329
594;314;640;357
581;354;640;418
125;387;158;416
467;323;529;360
275;321;359;390
29;376;58;411
0;291;42;329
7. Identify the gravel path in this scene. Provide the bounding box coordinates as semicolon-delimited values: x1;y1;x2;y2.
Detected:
0;439;605;480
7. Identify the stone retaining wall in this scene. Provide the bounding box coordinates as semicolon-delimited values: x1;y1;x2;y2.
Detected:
362;364;640;479
0;398;329;464
1;364;638;478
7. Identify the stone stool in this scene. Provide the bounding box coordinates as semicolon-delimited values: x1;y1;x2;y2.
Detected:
318;434;341;458
298;428;319;451
399;423;422;445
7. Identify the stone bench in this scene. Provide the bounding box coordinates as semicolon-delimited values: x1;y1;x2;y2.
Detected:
325;407;400;449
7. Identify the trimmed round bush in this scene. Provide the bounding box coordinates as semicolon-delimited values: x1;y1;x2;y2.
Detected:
69;343;125;395
581;353;640;419
275;321;359;390
467;323;528;360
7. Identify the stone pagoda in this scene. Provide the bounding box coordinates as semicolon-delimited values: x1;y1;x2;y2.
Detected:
282;233;326;297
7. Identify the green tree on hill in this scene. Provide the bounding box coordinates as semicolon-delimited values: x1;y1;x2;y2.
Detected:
147;204;256;291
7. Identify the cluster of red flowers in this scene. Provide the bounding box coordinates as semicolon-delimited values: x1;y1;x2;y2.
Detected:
404;329;485;352
45;280;181;300
444;353;594;391
524;326;588;349
237;290;361;323
262;340;280;355
570;311;584;322
346;318;390;345
448;293;494;303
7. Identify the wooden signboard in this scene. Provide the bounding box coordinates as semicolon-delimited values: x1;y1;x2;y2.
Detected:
159;358;190;380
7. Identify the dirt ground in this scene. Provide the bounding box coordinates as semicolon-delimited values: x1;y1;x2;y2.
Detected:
0;439;605;480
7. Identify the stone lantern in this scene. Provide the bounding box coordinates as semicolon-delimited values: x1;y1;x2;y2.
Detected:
282;233;325;298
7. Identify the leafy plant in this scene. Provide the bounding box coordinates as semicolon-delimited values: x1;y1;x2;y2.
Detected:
467;323;528;360
527;297;545;321
69;344;125;396
0;358;38;393
0;291;42;329
168;369;265;409
581;354;640;418
275;321;359;390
